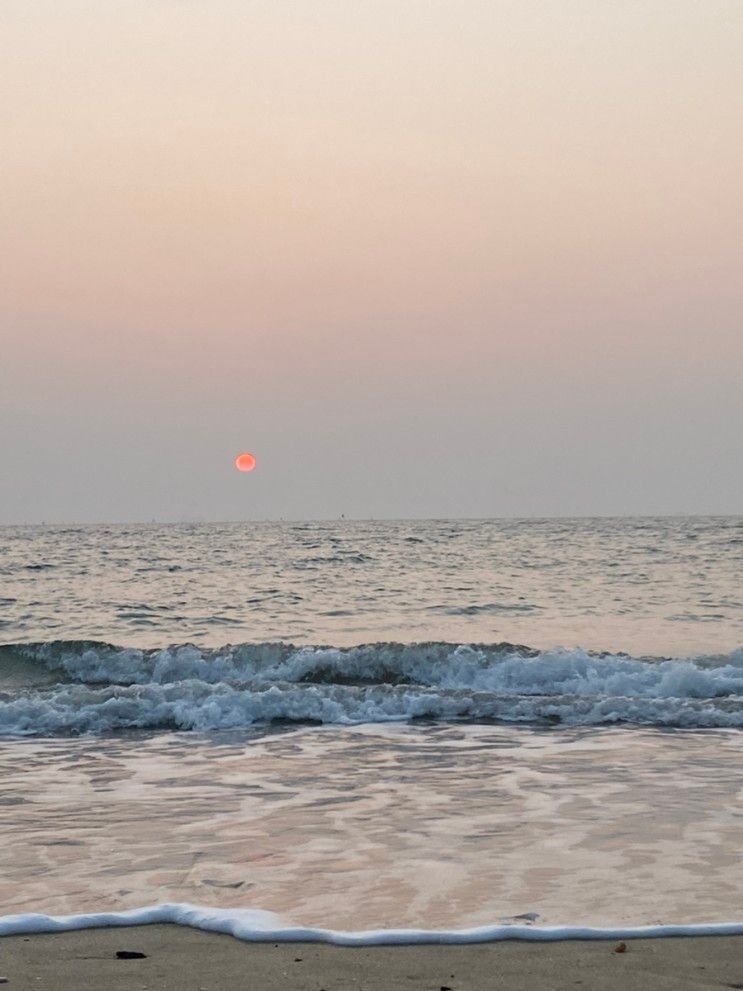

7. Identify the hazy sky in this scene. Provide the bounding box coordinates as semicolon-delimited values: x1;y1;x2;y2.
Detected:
2;0;742;522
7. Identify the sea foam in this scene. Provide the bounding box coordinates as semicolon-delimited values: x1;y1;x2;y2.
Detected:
3;903;743;943
1;640;743;735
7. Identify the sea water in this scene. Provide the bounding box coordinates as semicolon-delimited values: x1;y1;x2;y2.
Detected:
1;517;742;936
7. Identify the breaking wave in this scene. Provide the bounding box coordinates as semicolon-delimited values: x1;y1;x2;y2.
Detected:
1;640;743;736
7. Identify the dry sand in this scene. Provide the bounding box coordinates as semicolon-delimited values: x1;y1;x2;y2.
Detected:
1;925;743;990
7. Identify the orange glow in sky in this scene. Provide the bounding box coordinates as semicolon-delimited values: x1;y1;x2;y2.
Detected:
2;1;742;522
235;452;257;473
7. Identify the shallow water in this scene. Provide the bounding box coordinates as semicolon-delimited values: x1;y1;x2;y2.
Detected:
1;723;742;928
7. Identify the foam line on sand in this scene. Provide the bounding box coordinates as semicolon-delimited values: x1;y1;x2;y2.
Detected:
2;904;743;944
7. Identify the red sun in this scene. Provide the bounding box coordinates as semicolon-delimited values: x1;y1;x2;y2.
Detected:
235;452;257;472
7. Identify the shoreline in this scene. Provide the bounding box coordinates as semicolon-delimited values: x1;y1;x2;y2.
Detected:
4;903;743;943
2;925;743;990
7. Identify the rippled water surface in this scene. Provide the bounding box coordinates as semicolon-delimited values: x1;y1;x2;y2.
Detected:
2;723;743;928
1;517;742;926
1;517;742;653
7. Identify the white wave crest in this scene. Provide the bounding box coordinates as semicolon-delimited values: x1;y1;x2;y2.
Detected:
14;640;743;694
1;679;743;736
2;641;743;735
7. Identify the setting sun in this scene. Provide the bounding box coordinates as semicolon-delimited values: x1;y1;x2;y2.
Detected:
234;452;256;472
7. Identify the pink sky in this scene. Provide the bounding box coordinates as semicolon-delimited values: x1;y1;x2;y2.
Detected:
2;1;742;521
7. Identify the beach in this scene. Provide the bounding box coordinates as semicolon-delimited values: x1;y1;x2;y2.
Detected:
3;926;743;990
1;519;742;984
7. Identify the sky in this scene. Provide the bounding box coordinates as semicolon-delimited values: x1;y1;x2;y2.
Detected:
1;0;742;522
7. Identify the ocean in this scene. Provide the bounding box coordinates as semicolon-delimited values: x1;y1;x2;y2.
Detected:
1;517;742;937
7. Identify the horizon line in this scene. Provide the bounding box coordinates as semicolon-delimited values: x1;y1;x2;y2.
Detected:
1;512;741;528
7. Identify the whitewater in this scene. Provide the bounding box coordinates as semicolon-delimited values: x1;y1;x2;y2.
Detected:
3;640;743;735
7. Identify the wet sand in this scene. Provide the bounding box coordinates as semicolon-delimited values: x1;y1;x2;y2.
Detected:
1;926;743;990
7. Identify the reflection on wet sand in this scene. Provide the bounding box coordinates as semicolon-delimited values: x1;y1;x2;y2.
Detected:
1;723;742;928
